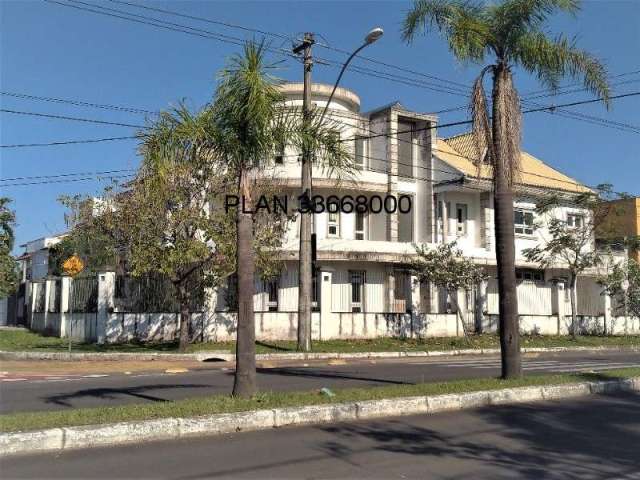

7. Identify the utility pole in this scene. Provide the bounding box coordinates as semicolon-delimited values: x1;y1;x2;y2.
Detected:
294;32;315;352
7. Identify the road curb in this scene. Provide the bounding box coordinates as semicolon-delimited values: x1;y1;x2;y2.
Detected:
2;377;638;457
1;345;638;363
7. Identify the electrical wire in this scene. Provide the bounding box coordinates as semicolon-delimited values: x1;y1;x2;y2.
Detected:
0;136;138;148
0;108;146;128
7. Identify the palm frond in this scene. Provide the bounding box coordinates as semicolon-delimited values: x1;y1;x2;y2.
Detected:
470;65;494;176
491;0;579;32
403;0;491;63
511;32;610;106
492;67;522;187
213;40;285;171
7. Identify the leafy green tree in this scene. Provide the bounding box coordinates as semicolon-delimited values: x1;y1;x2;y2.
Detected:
599;258;640;321
523;186;620;337
49;195;118;276
122;107;232;351
403;0;610;378
0;197;18;298
411;242;487;336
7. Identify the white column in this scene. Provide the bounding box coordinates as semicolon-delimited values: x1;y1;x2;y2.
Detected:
603;289;612;335
319;269;333;341
410;275;420;312
60;276;71;337
386;269;395;312
441;199;448;241
475;279;488;333
410;274;420;338
553;280;567;335
43;279;53;332
429;282;440;313
97;272;115;344
25;281;34;328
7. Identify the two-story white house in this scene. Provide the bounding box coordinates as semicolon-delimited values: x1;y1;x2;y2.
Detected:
205;82;620;341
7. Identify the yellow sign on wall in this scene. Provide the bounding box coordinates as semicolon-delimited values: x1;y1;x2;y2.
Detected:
63;255;85;277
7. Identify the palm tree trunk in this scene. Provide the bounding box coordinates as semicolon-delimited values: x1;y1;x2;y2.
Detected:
569;273;578;339
492;64;522;379
233;167;257;398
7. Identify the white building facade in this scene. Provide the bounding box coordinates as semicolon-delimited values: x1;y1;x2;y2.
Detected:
17;84;638;342
198;83;633;342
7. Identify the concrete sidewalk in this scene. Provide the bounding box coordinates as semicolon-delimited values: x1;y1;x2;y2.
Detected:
1;344;639;363
2;376;638;457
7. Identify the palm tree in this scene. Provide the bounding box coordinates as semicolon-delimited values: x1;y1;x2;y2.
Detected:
211;42;352;396
403;0;609;378
211;42;284;397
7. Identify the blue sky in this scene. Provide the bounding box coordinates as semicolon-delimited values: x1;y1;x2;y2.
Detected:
2;0;639;251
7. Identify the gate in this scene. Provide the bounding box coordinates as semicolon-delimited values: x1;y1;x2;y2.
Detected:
69;276;99;342
461;287;477;334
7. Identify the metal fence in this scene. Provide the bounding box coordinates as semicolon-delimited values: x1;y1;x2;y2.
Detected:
114;274;204;313
33;281;46;313
70;276;98;313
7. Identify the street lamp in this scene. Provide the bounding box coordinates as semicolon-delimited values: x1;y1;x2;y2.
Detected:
296;27;383;352
319;27;384;124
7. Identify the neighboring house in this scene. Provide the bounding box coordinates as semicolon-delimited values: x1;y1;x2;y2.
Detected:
599;197;640;262
11;233;66;327
17;233;67;282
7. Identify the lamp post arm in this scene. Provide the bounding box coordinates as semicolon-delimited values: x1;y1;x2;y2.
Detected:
318;42;369;125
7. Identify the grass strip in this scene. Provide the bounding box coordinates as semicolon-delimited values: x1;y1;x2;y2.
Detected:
2;367;638;434
2;329;639;354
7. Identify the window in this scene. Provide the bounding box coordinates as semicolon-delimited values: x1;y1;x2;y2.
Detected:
514;209;534;236
225;274;238;312
516;269;544;282
456;203;468;236
398;120;415;179
266;278;279;312
328;211;340;237
355;210;366;240
350;270;365;313
274;144;284;164
567;213;584;228
355;136;366;169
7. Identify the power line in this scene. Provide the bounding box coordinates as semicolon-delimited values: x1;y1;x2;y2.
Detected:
109;0;290;40
0;136;138;148
108;0;471;94
0;108;146;128
339;91;640;143
0;168;136;182
432;76;640;115
48;0;640;133
3;91;638;152
0;173;134;188
0;91;156;115
46;0;474;99
107;0;640;108
45;0;297;62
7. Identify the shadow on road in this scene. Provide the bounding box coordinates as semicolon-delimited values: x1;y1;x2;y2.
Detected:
43;383;209;407
315;389;640;479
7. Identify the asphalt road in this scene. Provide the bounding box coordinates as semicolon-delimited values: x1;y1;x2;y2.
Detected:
1;351;639;414
3;392;639;479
